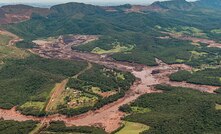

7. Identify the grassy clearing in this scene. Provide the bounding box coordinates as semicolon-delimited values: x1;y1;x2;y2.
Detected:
211;29;221;34
91;41;135;54
20;102;45;111
164;26;207;38
215;104;221;110
90;87;102;94
0;34;13;45
189;50;207;60
124;85;221;133
0;34;28;62
116;121;149;134
57;89;98;110
175;59;185;63
131;106;151;113
45;79;69;112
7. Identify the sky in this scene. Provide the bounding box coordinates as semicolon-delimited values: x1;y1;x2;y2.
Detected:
0;0;197;6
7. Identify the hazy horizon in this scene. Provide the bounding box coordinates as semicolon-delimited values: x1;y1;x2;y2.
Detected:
0;0;197;6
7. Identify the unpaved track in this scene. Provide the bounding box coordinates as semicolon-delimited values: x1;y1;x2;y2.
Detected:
45;79;69;112
72;62;92;78
0;35;220;133
0;29;22;45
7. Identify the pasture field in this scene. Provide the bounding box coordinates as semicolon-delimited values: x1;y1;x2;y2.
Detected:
59;64;135;116
131;106;151;114
56;89;99;111
215;104;221;110
91;43;134;55
116;121;149;134
0;34;13;45
19;101;45;115
0;34;28;62
163;26;207;38
211;29;221;34
122;85;221;134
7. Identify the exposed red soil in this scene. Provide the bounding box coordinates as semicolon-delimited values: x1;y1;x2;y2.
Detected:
0;34;220;133
0;5;50;24
124;5;167;13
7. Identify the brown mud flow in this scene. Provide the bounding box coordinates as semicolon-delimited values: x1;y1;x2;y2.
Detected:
0;34;220;133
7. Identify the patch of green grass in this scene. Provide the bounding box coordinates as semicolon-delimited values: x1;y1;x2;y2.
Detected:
124;85;221;133
0;34;13;45
190;51;207;57
20;101;45;111
215;104;221;110
0;44;28;61
116;73;125;80
164;26;207;38
90;87;102;94
211;29;221;34
131;106;151;113
57;89;99;110
92;45;134;55
116;121;149;134
175;59;185;63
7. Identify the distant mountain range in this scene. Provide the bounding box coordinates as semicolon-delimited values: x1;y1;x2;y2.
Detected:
0;0;220;24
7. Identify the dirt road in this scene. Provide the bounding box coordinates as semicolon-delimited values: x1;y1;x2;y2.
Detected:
45;79;69;112
0;34;220;133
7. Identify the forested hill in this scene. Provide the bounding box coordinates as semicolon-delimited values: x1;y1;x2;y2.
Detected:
1;0;220;40
195;0;221;9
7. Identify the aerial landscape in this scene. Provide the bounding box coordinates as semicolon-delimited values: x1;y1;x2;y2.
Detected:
0;0;221;133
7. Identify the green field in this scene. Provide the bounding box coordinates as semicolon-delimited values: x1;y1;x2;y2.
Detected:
0;34;28;62
59;64;135;116
211;29;221;34
116;121;149;134
131;106;151;114
19;101;45;113
0;34;13;45
162;26;207;38
215;104;221;110
122;85;221;134
91;42;135;54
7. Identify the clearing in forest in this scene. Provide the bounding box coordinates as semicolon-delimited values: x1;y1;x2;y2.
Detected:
116;121;149;134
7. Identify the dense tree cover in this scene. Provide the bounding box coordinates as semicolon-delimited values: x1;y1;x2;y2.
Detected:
61;64;135;116
123;85;221;134
119;104;132;113
215;88;221;94
1;1;220;67
75;32;194;66
169;70;192;82
0;120;37;134
42;121;106;134
16;40;37;49
170;68;221;86
0;55;87;110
